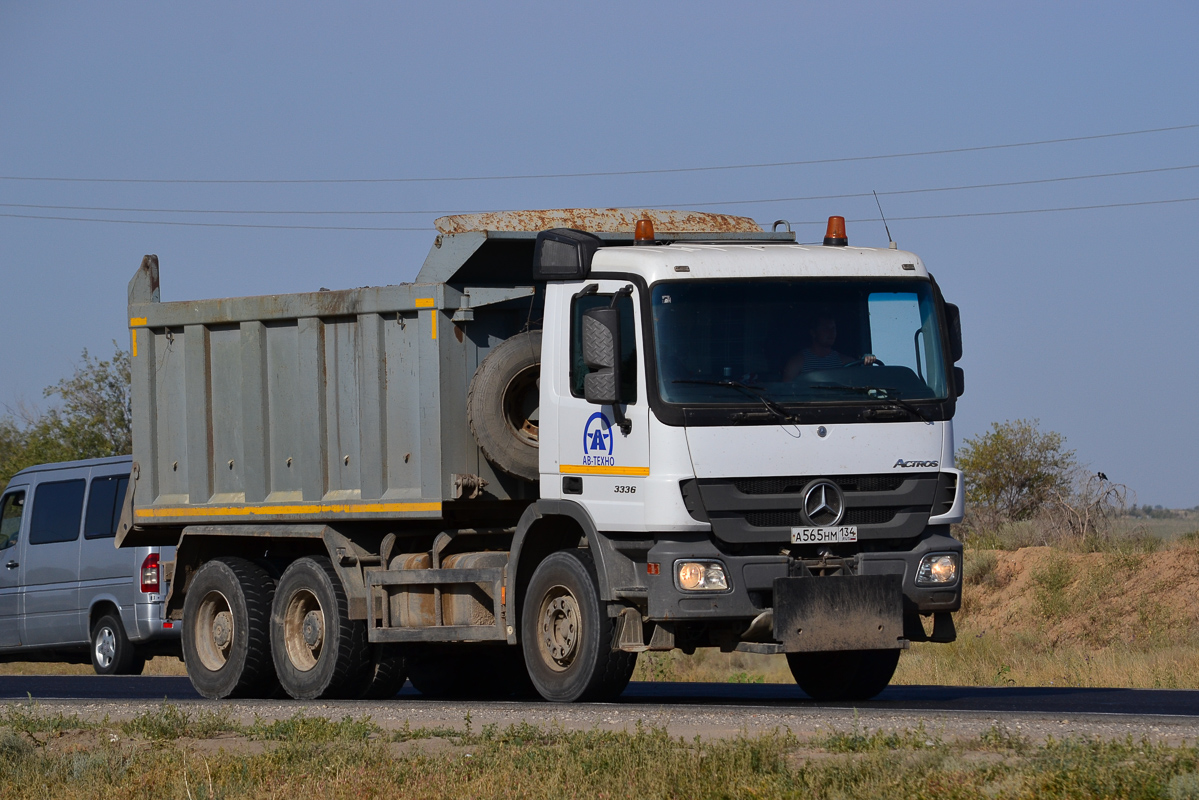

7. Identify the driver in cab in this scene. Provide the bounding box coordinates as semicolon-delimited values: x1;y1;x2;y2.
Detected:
783;315;876;381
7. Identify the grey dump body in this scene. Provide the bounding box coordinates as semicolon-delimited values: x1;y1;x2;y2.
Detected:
122;212;782;533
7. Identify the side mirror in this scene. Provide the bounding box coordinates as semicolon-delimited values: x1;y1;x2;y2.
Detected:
582;306;622;405
953;366;965;398
944;303;963;363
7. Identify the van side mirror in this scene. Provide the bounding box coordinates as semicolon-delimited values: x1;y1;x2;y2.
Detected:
945;303;963;363
953;366;965;398
582;307;622;405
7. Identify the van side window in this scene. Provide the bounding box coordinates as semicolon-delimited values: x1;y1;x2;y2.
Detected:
569;293;638;401
29;479;85;545
84;476;129;540
0;492;24;551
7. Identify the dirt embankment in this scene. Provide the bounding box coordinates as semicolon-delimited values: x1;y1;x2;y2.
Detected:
959;544;1199;648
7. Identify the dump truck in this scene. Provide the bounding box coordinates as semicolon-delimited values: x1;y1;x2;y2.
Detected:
117;208;965;702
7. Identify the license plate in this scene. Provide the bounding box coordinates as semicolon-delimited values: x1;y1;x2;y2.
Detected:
791;526;858;544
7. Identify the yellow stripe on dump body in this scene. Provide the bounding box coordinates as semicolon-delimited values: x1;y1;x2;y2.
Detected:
135;501;442;519
559;465;650;477
414;298;437;339
129;318;147;357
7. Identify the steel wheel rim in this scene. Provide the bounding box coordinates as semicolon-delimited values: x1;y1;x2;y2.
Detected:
195;590;234;672
94;627;116;669
537;583;580;672
283;588;324;672
502;365;540;447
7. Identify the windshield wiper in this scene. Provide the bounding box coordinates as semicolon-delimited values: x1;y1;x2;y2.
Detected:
673;379;799;424
812;384;934;424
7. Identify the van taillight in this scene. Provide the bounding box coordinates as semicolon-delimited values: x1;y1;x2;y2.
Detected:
141;553;160;593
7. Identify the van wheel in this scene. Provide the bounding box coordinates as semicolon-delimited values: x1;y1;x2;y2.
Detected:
787;649;900;701
468;330;541;482
270;556;367;700
91;614;138;675
182;557;279;699
521;550;637;702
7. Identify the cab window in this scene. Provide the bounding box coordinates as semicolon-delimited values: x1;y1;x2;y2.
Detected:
0;492;24;551
29;479;85;545
569;293;637;401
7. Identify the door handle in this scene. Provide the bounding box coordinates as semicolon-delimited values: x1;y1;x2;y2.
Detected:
5;561;17;569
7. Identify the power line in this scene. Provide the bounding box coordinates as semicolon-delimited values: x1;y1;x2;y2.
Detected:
659;163;1199;208
1;163;1195;217
782;196;1199;227
0;213;431;231
2;196;1196;231
0;124;1194;185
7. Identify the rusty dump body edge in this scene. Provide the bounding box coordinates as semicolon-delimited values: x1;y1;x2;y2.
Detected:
434;208;763;235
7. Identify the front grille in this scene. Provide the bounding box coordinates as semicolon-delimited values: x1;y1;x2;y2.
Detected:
744;508;900;527
733;474;908;495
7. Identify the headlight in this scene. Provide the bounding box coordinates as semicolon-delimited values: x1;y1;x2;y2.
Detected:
916;554;959;586
675;560;729;592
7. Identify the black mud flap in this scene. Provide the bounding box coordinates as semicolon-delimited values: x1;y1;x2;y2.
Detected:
773;575;905;653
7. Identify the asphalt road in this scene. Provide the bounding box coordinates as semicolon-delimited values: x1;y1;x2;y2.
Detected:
2;675;1198;718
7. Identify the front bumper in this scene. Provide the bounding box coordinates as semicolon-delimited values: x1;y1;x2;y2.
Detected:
642;527;962;624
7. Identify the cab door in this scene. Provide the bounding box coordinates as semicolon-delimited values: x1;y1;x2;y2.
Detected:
0;488;27;648
554;280;650;532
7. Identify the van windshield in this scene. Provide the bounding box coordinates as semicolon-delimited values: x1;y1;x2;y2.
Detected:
651;279;948;405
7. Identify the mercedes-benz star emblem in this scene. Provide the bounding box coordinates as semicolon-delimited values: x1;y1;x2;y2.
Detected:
801;479;845;527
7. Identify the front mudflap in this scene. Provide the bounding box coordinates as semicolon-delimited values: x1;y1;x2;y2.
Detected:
773;575;905;652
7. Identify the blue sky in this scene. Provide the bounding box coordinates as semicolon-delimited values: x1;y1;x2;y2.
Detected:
1;2;1196;506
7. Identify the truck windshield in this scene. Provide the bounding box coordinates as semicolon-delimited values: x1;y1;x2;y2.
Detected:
651;279;948;405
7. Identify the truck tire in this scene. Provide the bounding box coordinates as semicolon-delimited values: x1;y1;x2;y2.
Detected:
787;649;901;701
352;644;408;700
468;330;541;482
91;613;141;675
521;550;636;702
269;556;367;700
182;557;279;699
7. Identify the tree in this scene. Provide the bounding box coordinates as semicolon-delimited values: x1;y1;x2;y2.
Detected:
0;344;131;487
957;419;1076;523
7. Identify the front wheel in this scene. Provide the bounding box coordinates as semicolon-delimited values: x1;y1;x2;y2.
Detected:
787;649;900;701
520;550;636;702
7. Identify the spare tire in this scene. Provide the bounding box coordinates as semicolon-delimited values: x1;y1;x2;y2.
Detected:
468;330;541;482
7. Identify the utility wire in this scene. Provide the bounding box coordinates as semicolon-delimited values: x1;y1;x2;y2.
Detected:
1;163;1195;217
0;124;1194;185
658;163;1199;208
2;196;1196;231
784;196;1199;227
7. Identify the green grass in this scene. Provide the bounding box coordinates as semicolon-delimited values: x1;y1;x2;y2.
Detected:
2;705;1199;798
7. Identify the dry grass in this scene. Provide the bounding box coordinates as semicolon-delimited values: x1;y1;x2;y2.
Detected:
1;704;1197;799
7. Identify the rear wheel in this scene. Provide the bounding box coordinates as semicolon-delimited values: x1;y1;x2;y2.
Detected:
270;556;367;700
352;644;408;700
787;649;900;701
91;614;141;675
520;550;636;702
182;557;279;699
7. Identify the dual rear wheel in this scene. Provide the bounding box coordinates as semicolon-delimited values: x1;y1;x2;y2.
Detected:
182;556;406;700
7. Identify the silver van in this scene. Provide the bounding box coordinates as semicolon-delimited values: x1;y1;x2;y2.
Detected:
0;455;179;674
